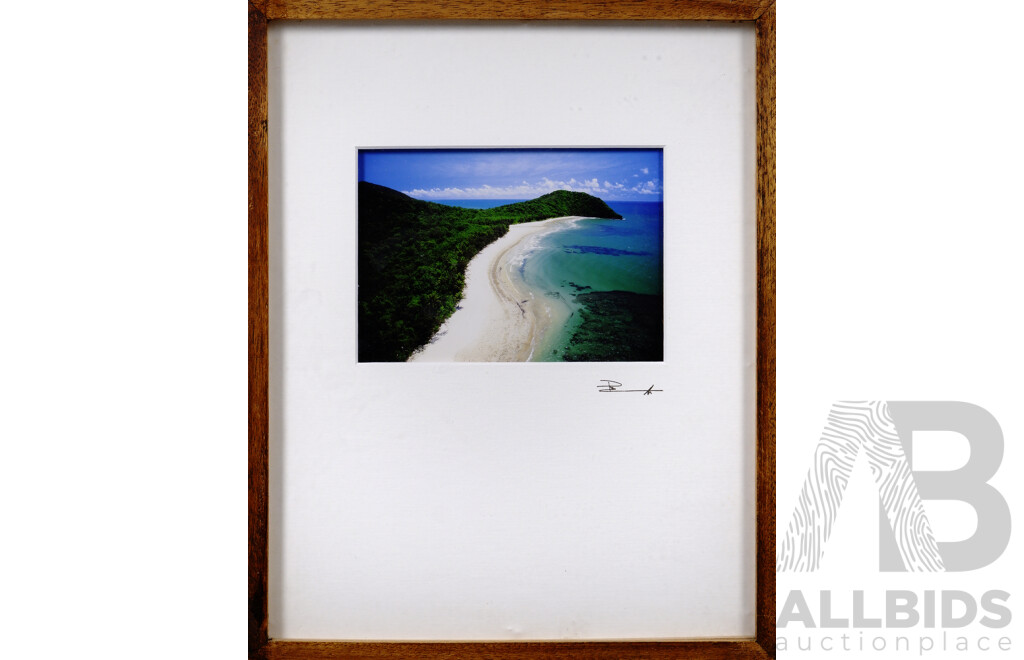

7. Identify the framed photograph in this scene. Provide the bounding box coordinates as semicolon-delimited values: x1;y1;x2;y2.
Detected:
357;147;665;364
249;1;775;658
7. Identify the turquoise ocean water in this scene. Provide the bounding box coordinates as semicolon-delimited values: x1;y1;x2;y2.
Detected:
445;199;664;362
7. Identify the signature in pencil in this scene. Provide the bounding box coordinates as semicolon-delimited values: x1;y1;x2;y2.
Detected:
597;380;662;395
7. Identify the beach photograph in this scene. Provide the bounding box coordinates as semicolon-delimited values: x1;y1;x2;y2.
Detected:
357;149;664;363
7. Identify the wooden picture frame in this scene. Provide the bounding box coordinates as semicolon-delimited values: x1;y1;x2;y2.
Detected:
249;1;775;658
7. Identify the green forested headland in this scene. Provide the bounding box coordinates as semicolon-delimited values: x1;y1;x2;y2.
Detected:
358;181;623;362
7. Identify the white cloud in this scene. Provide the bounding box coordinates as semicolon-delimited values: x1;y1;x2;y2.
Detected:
404;175;660;200
629;179;661;195
641;167;649;175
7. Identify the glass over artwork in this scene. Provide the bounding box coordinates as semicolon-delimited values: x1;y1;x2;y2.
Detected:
357;148;664;363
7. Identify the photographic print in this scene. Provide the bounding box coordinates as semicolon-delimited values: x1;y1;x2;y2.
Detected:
358;148;664;363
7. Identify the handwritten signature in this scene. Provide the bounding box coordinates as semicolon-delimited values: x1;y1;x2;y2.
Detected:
597;380;662;395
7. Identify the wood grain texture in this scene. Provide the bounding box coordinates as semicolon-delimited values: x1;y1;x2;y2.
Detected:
263;640;771;659
248;1;777;658
267;0;771;21
754;4;776;658
249;0;270;657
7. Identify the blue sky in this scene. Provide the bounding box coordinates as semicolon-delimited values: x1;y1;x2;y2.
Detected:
359;149;662;201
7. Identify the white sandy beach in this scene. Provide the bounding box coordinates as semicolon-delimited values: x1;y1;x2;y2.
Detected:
409;216;584;362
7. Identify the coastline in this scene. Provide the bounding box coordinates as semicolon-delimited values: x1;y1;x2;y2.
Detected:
409;216;584;362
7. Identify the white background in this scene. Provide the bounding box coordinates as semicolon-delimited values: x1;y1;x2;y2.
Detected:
775;1;1024;658
269;22;754;640
1;1;1022;658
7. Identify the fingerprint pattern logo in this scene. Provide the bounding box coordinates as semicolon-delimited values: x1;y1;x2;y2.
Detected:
777;401;945;572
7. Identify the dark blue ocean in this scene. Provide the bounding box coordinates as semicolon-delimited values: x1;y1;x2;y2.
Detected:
529;201;663;296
